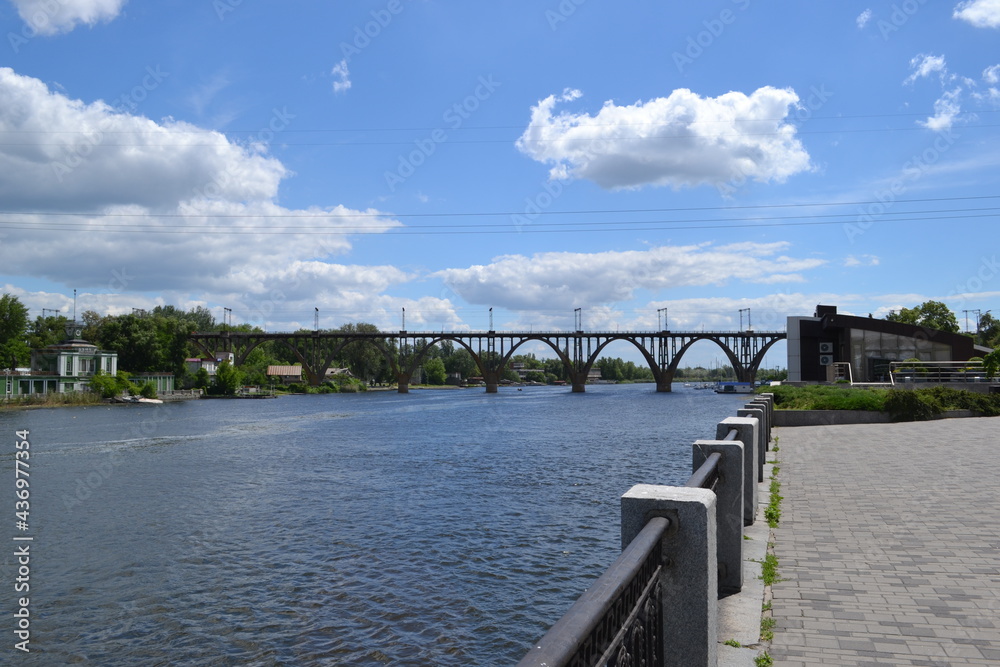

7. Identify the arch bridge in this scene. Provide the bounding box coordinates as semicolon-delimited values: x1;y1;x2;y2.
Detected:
189;329;785;393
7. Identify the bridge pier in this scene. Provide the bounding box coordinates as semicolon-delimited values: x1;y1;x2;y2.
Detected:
656;369;675;392
397;382;409;394
571;381;586;393
484;371;500;393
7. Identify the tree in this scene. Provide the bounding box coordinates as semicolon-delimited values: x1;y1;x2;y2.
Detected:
0;294;30;370
27;314;69;349
443;348;478;379
336;323;390;383
194;367;211;390
885;300;959;333
94;313;163;372
975;312;999;348
424;358;447;385
213;360;243;396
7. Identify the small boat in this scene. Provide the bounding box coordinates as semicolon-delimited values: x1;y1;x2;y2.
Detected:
713;382;754;394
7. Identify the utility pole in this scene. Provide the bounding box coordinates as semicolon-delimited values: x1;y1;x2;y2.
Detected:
42;309;60;318
574;308;582;332
658;307;668;331
489;307;493;332
963;309;972;333
314;307;319;332
739;308;751;331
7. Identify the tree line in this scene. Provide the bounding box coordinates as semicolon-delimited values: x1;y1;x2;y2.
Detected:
2;295;995;390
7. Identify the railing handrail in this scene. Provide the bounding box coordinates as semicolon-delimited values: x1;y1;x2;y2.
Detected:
686;451;722;490
517;516;671;667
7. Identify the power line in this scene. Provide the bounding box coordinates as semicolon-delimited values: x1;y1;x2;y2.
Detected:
3;194;999;220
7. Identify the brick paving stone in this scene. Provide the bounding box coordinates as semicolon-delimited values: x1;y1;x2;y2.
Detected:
768;417;1000;667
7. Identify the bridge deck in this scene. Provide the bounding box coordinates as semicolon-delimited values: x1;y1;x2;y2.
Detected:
770;418;1000;666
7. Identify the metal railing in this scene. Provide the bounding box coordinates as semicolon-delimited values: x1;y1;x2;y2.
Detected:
889;360;994;384
516;516;669;667
517;421;755;667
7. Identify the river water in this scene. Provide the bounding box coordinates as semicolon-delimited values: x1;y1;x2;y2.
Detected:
1;384;747;665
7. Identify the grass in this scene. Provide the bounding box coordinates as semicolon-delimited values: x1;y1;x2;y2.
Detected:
724;639;742;648
760;383;1000;419
760;552;780;586
1;392;104;410
764;464;782;528
754;652;774;667
760;616;776;642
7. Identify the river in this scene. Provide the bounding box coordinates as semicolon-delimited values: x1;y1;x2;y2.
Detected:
1;383;747;665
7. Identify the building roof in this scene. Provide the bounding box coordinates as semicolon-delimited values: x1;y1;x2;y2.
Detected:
266;365;302;377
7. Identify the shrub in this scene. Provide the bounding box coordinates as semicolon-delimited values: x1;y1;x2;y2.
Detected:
884;389;939;421
138;381;158;399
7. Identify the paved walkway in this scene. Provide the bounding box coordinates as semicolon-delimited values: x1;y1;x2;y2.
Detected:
770;417;1000;667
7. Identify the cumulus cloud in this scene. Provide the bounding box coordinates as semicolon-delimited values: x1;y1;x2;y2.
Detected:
514;86;812;191
435;243;826;312
0;67;410;325
844;254;880;267
9;0;127;35
904;54;948;85
0;67;287;211
953;0;1000;28
856;9;873;28
331;59;352;94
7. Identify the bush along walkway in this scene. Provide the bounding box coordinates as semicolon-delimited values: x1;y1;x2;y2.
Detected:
767;418;1000;666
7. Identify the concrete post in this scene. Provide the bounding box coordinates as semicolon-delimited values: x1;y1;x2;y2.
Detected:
737;407;765;482
622;485;717;667
716;417;759;526
746;399;770;448
693;440;744;596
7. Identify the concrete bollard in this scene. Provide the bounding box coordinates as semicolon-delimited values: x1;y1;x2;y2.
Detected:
622;485;718;667
747;399;770;447
693;439;744;597
737;407;765;482
716;417;759;526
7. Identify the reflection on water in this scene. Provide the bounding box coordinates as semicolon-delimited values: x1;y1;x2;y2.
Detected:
0;385;745;665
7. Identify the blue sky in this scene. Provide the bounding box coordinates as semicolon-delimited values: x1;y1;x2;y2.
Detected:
1;0;999;367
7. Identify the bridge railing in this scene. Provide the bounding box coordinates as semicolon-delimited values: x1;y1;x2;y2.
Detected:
518;394;773;667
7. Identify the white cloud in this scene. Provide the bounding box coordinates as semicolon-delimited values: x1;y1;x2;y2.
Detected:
904;54;948;85
856;9;873;28
953;0;1000;28
0;67;287;211
331;59;352;94
435;243;826;311
0;67;410;323
844;254;880;267
9;0;127;35
921;87;964;130
515;86;812;191
984;64;1000;84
